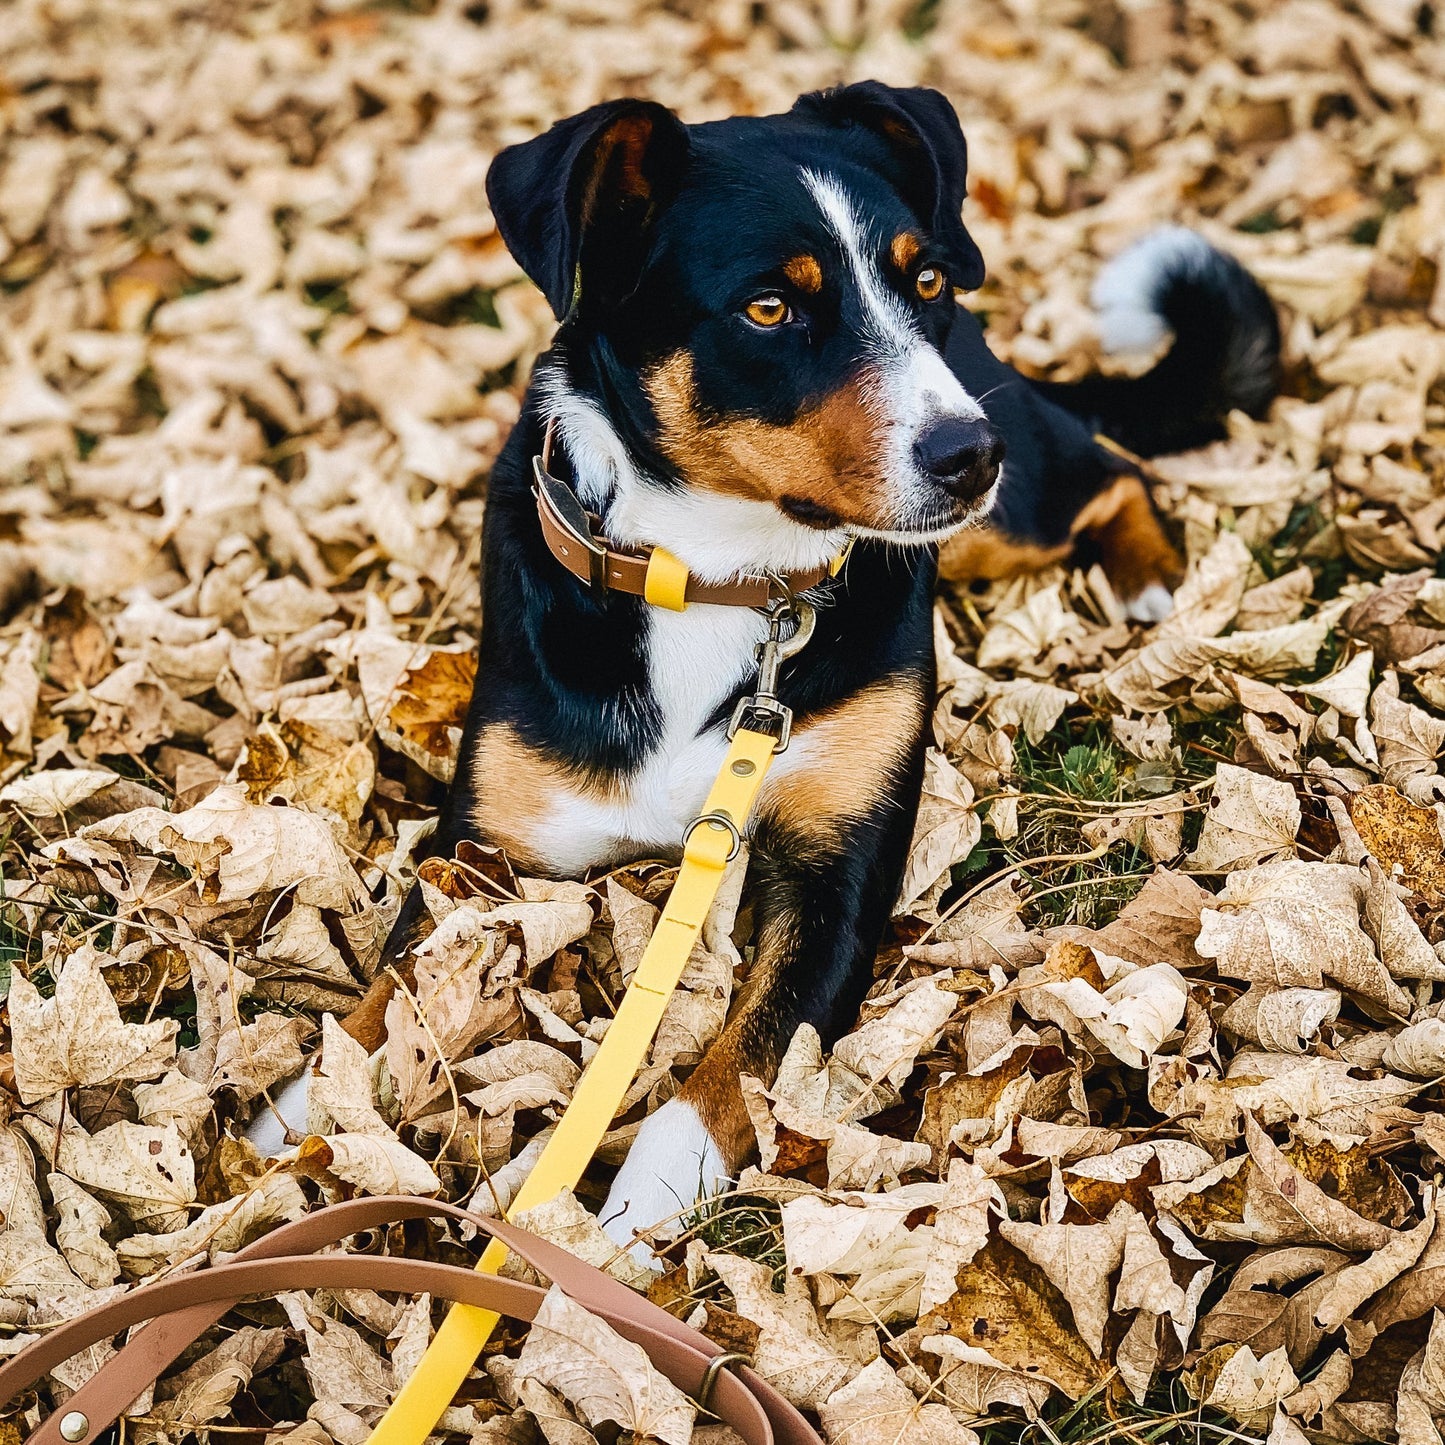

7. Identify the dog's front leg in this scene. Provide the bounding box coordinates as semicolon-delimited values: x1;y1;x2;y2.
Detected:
601;683;927;1260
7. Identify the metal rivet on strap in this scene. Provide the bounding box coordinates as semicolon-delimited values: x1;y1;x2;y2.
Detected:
730;759;756;777
59;1413;89;1442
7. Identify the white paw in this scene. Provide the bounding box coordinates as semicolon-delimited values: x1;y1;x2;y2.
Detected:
1125;583;1175;624
245;1070;311;1157
599;1099;728;1269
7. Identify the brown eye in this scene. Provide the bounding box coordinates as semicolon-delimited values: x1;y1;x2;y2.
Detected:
915;267;946;301
745;295;791;327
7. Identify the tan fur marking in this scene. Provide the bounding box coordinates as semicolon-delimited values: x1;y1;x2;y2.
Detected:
1072;474;1183;601
678;910;797;1167
937;527;1072;584
579;114;655;231
937;475;1181;602
782;254;824;294
646;351;897;529
1068;474;1134;535
890;232;922;273
759;679;927;844
679;1028;764;1166
470;722;608;874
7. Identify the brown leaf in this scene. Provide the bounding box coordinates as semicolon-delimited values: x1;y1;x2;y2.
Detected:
819;1358;980;1445
1349;785;1445;906
997;1206;1129;1355
515;1285;696;1445
917;1235;1111;1399
707;1251;851;1411
9;943;177;1103
1188;1116;1399;1251
388;650;477;771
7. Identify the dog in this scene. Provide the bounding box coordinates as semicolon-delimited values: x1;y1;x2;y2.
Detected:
251;82;1279;1257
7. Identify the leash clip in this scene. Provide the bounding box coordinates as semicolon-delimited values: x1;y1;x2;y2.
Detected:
727;597;815;752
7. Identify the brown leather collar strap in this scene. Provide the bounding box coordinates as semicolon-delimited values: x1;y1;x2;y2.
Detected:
0;1197;822;1445
533;419;848;609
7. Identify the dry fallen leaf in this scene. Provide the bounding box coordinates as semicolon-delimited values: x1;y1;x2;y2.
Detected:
3;0;1445;1431
1190;765;1301;873
515;1285;697;1445
998;1206;1129;1357
9;943;177;1103
296;1132;441;1197
819;1357;980;1445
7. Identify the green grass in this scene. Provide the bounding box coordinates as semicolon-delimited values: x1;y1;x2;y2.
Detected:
303;280;354;315
1237;207;1285;234
453;285;502;328
976;1380;1270;1444
677;1191;787;1286
1010;730;1148;930
945;711;1224;931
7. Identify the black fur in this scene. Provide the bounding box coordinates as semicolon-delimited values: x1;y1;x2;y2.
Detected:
1037;239;1282;458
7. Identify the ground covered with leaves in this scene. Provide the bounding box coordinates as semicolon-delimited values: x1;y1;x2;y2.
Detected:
1;0;1445;1442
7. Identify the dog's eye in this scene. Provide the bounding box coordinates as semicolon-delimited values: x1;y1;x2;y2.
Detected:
745;295;791;328
915;267;946;301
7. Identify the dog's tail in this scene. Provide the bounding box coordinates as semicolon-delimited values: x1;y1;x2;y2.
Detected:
1036;227;1280;458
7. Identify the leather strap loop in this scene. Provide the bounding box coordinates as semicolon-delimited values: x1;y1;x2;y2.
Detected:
0;1197;821;1445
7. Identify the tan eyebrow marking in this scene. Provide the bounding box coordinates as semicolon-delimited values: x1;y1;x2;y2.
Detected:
890;232;922;273
782;254;824;294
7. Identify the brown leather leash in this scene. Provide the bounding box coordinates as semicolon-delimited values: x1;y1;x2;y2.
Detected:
0;1196;822;1445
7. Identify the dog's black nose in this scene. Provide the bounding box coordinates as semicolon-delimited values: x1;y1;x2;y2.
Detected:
913;417;1005;500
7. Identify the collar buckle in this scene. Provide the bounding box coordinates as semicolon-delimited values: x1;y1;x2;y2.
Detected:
532;452;610;595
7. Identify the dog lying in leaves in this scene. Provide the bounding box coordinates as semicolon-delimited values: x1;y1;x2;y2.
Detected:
252;81;1279;1260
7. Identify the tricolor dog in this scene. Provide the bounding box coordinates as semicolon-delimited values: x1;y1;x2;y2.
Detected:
253;82;1279;1257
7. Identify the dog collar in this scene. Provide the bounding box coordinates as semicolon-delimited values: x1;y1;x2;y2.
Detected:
532;418;851;611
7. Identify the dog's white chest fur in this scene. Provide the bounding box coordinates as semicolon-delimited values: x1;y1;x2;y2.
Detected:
530;605;771;874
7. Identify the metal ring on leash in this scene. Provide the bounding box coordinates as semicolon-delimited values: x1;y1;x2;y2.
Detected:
692;1351;754;1414
681;810;742;862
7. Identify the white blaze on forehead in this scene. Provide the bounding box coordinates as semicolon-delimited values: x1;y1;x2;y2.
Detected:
800;167;984;425
802;167;918;363
800;168;988;535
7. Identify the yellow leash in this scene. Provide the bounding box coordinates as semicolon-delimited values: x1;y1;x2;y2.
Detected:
368;599;814;1445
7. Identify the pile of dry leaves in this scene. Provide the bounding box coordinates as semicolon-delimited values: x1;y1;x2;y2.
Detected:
2;0;1445;1442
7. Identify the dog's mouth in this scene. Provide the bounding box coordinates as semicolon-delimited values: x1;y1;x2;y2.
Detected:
779;495;843;530
779;490;991;538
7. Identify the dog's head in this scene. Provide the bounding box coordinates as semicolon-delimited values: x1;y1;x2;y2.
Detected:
488;83;1003;575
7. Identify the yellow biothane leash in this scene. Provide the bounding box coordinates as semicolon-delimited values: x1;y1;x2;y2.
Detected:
367;585;818;1445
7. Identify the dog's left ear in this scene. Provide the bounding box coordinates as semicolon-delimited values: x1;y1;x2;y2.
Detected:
486;99;689;322
794;82;985;291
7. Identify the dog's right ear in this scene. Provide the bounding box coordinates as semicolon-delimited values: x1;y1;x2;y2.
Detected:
486;100;689;323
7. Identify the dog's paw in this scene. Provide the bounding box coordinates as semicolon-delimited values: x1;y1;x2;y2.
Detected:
245;1070;311;1157
1125;583;1175;624
600;1098;727;1269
